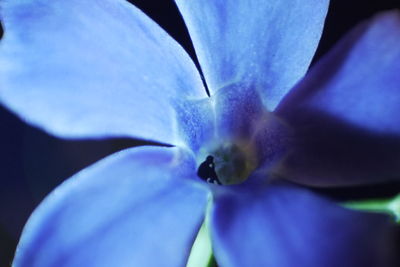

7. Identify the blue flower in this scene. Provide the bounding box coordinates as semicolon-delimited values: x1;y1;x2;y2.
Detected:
1;0;399;266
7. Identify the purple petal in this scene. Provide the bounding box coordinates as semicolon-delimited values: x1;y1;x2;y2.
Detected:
0;0;207;144
13;146;209;267
210;183;398;267
276;11;400;186
175;0;329;110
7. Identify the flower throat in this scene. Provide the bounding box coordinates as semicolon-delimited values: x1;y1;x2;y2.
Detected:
197;142;257;185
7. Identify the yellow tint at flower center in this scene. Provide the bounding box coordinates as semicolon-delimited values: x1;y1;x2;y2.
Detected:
197;140;257;185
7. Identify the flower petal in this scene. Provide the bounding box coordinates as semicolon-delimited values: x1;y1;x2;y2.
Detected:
175;0;329;110
211;83;292;171
210;183;398;267
13;146;209;267
0;0;207;144
276;11;400;186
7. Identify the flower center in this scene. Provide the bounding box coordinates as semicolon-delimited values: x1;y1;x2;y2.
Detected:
196;141;257;185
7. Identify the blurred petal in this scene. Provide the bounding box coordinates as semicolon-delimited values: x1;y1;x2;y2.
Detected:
210;183;398;267
276;11;400;186
175;0;329;110
0;0;207;144
13;146;209;267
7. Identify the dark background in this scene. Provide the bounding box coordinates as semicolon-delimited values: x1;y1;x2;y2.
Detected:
1;0;400;265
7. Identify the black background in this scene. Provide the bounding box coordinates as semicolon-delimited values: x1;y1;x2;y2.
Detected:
1;0;400;265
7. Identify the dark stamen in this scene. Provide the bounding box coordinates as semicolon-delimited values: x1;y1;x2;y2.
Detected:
197;155;221;185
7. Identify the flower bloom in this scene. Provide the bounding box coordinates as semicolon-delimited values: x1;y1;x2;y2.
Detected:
1;0;400;266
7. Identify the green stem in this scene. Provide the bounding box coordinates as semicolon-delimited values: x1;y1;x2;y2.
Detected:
187;197;217;267
187;222;213;267
343;193;400;223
